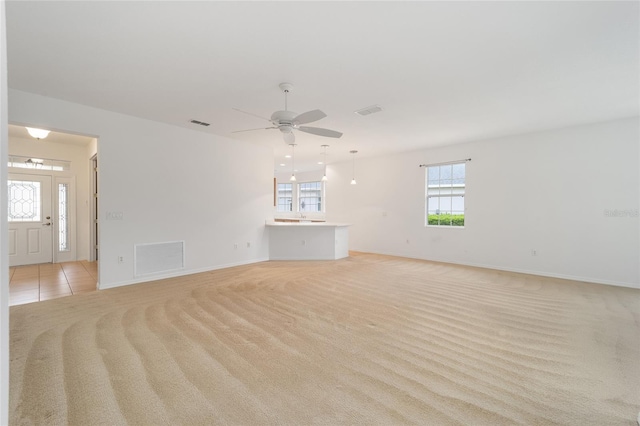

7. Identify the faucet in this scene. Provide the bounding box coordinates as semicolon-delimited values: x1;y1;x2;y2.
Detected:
299;212;306;219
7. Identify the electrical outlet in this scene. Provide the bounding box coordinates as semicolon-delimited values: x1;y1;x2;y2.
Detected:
531;249;538;256
118;255;124;264
302;240;306;245
234;243;238;250
246;242;251;248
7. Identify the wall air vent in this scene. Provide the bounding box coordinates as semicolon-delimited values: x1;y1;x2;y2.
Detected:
354;105;383;116
190;119;211;126
135;241;185;277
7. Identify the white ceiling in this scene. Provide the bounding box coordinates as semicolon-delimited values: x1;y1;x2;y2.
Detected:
8;124;94;146
6;1;639;172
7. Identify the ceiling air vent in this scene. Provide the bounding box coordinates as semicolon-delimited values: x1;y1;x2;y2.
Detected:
354;105;383;116
190;119;210;126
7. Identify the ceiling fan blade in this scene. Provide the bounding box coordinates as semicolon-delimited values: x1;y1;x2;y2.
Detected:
298;126;343;138
232;107;272;122
283;131;295;144
293;109;327;125
231;126;277;133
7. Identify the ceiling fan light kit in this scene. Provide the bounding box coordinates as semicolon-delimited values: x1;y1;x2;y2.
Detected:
233;83;343;144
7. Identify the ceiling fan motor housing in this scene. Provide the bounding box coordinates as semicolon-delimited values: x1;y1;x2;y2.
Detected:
271;110;298;132
279;82;294;93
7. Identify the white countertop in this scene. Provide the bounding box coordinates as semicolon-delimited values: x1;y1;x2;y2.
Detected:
266;220;351;227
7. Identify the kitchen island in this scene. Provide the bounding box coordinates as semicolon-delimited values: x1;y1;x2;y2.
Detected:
266;220;351;260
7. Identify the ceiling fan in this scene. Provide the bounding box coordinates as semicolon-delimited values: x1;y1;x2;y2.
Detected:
232;83;343;144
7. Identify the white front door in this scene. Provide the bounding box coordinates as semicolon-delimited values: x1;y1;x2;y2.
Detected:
8;174;53;266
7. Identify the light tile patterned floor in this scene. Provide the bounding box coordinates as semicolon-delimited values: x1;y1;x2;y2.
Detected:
9;261;97;306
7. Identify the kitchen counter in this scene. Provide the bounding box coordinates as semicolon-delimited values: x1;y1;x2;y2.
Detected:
266;220;350;227
266;220;351;260
272;218;326;223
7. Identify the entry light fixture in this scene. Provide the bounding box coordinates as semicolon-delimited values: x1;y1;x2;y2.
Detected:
25;127;51;140
321;145;329;182
350;150;358;185
289;143;297;182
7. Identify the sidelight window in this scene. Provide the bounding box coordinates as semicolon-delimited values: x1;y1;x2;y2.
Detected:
58;183;70;252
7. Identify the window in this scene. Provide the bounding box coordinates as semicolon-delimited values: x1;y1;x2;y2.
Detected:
276;180;326;213
298;181;323;212
8;155;70;171
58;183;70;252
426;162;465;227
8;180;41;222
277;183;293;212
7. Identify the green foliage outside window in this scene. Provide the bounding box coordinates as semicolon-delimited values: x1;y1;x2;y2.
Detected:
427;214;465;226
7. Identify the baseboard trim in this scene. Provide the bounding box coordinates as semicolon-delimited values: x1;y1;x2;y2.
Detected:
98;257;270;290
353;249;639;289
96;252;639;290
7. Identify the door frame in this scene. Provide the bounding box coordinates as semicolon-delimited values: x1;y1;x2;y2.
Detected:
8;124;98;267
90;154;98;262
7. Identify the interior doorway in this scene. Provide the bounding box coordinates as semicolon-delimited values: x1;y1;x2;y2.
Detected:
7;124;97;267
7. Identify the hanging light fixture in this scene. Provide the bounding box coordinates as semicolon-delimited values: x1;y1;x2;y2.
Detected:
289;143;297;182
321;144;329;181
350;150;358;185
25;127;51;140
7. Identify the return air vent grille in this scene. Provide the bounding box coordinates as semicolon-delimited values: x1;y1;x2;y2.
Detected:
354;105;383;116
190;119;210;126
135;241;185;277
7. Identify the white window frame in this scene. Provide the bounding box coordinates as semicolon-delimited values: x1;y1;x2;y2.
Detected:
425;162;466;228
8;155;70;171
297;181;325;213
54;176;76;262
276;179;326;214
276;183;293;212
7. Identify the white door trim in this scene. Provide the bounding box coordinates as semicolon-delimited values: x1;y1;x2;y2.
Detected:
90;154;98;262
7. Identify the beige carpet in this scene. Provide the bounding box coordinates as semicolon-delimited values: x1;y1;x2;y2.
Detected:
9;253;640;425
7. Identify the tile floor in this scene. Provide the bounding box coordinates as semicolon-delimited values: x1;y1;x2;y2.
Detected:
9;261;98;306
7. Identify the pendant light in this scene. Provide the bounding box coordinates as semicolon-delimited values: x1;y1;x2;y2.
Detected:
321;144;329;181
289;143;297;182
25;127;50;140
350;150;358;185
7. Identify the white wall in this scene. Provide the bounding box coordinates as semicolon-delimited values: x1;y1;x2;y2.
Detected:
9;89;273;289
0;3;9;423
8;136;92;261
327;117;640;288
